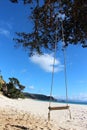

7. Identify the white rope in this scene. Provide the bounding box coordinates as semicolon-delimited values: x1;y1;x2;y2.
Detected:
61;21;68;105
48;16;58;122
61;20;71;119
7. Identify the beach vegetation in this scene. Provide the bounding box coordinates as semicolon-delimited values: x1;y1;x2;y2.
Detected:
6;77;25;99
0;75;25;99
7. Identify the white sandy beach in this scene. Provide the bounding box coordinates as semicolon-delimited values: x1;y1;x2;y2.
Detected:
0;95;87;130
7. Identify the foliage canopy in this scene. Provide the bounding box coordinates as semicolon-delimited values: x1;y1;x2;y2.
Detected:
10;0;87;56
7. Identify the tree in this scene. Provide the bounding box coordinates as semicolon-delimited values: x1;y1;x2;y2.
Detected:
6;77;25;98
10;0;87;56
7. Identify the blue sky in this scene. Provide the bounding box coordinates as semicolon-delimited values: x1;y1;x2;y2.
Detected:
0;0;87;101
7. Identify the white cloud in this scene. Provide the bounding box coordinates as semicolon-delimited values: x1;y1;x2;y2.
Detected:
0;28;10;37
55;93;87;102
78;93;87;101
29;85;35;90
70;93;87;101
30;53;64;72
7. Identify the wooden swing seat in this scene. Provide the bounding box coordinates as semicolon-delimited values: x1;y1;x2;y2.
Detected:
48;105;69;111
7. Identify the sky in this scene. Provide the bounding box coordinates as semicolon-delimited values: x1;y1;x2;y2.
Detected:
0;0;87;101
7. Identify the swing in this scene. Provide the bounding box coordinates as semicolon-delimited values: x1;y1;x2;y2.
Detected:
48;105;69;111
48;21;71;120
48;2;71;120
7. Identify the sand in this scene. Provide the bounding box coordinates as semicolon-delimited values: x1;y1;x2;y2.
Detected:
0;95;87;130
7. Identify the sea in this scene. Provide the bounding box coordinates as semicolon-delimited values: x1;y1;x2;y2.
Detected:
56;100;87;105
37;99;87;105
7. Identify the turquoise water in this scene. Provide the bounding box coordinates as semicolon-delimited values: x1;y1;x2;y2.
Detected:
36;100;87;105
57;100;87;105
37;99;87;105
